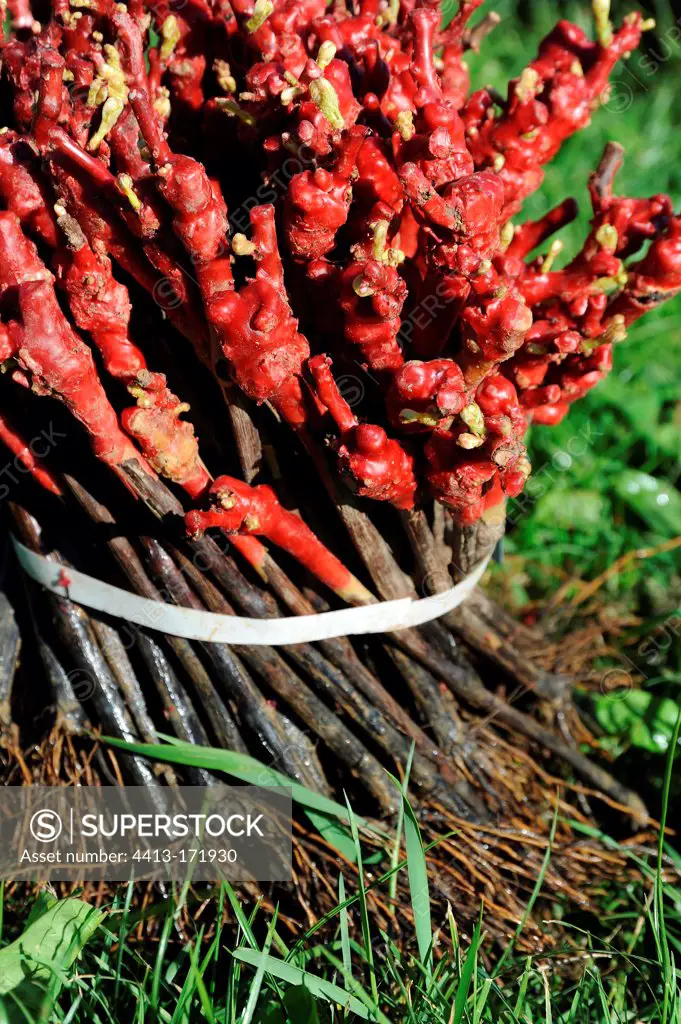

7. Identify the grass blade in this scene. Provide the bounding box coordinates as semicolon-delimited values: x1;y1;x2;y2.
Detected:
386;766;432;978
655;704;681;1024
241;908;278;1024
345;795;378;1005
338;875;352;993
388;747;414;911
232;949;373;1020
103;736;375;830
450;910;482;1024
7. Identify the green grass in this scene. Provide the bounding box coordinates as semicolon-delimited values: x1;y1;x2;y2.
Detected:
1;727;680;1023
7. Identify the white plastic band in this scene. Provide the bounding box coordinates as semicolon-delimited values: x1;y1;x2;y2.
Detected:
13;538;490;646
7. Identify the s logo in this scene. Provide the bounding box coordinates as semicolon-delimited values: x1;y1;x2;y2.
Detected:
30;809;63;843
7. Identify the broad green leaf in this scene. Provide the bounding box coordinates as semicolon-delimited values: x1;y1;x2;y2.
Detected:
533;489;606;530
0;897;104;1023
232;950;373;1020
596;374;662;431
593;689;681;753
655;423;681;459
614;470;681;536
24;892;58;929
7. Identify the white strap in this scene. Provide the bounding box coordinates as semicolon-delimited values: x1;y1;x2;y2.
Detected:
13;538;489;646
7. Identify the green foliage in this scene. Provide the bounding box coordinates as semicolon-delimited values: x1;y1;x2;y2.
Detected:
0;896;104;1022
233;949;384;1021
614;470;681;537
394;784;432;976
105;734;374;835
593;689;681;753
66;735;678;1023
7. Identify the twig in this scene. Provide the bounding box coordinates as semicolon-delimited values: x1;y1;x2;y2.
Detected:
92;618;179;785
463;11;501;51
571;535;681;608
385;646;463;754
448;509;506;581
424;643;648;821
590;141;625;200
117;465;479;807
223;386;263;482
30;611;91;736
63;474;247;755
73;453;650;816
133;628;215;786
404;509;570;698
142;537;333;796
10;503;167;795
0;590;19;740
248;545;463;774
168;545;400;815
325;608;464;761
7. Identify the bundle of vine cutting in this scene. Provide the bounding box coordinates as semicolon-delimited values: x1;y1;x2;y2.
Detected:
0;0;679;935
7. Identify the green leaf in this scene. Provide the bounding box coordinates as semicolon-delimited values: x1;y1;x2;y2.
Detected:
596;373;663;431
533;489;607;530
450;913;482;1024
403;798;432;976
282;986;322;1023
593;689;681;753
386;773;432;978
241;910;278;1024
103;736;371;830
259;986;325;1024
440;0;458;30
231;950;374;1020
654;422;681;459
304;811;356;863
24;892;58;929
345;797;378;1005
0;897;104;1023
338;875;352;992
614;470;681;536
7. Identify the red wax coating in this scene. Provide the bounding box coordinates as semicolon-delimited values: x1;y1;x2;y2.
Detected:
309;355;417;509
2;0;675;533
186;475;371;601
0;411;63;496
284;126;367;259
387;359;468;432
0;212;148;476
